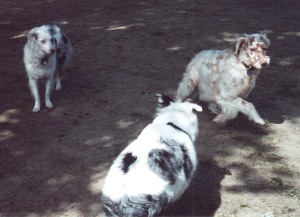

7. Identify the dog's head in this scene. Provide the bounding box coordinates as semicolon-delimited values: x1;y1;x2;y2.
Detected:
47;23;62;35
156;94;202;113
27;25;57;56
234;32;270;70
155;94;202;141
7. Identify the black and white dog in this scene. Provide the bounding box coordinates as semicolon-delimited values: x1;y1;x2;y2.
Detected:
23;23;72;112
101;94;202;217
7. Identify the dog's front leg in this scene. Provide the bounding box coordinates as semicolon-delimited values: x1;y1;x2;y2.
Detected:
45;77;54;109
236;98;265;125
28;78;41;112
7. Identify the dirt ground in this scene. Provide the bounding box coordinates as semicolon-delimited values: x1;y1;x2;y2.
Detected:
1;0;300;216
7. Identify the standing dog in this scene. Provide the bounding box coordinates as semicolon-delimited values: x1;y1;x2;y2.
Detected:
23;25;57;112
101;94;202;217
176;32;270;125
23;23;72;112
47;23;73;91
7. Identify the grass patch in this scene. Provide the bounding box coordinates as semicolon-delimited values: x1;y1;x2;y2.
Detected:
271;176;283;186
288;189;300;200
257;146;268;157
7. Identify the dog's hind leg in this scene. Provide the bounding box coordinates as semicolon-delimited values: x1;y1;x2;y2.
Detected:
213;104;239;123
176;68;199;102
55;66;62;91
216;97;265;125
45;77;54;109
208;103;222;114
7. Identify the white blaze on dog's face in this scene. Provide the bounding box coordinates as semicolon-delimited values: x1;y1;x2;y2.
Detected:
28;26;57;56
236;32;270;70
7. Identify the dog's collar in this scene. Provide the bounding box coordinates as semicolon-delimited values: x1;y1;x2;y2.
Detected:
40;57;49;65
247;70;253;76
242;62;256;76
167;122;192;141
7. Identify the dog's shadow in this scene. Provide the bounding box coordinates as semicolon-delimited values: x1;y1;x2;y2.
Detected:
161;159;230;217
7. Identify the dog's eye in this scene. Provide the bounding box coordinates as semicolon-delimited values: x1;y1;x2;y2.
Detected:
40;40;46;44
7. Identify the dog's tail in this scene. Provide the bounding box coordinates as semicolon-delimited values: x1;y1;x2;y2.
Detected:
176;64;199;102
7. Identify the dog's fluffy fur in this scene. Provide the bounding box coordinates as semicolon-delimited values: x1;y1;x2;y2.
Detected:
101;94;202;217
176;32;270;125
23;23;72;112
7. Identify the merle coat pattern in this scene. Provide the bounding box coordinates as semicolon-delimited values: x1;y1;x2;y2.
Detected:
101;94;202;217
176;32;270;125
47;23;73;91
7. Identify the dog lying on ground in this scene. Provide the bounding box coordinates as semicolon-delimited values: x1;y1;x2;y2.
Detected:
23;23;72;112
176;32;270;125
101;94;202;217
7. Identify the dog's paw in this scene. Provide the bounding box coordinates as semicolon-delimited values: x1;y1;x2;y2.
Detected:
254;118;265;125
32;105;40;112
45;100;53;108
55;83;62;91
261;119;272;128
213;114;227;123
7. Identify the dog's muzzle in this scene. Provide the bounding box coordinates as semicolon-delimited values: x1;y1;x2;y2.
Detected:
261;56;270;67
49;49;56;55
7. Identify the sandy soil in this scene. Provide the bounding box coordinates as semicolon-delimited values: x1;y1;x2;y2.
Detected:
1;0;300;216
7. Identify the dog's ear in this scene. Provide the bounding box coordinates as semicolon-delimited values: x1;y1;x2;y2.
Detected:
259;31;271;47
49;22;61;35
156;94;173;108
28;28;38;41
192;104;202;113
259;31;269;39
51;22;61;28
234;36;246;56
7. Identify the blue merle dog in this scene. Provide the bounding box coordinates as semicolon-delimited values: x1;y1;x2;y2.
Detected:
47;23;73;91
101;94;202;217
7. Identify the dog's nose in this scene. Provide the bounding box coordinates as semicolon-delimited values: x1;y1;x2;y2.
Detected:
261;62;268;67
49;49;55;55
